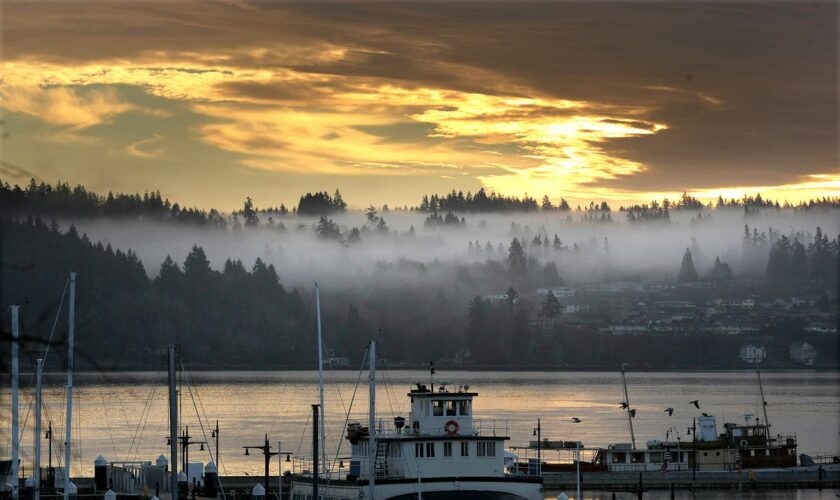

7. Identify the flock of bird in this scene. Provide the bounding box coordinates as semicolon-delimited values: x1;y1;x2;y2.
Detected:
569;400;705;423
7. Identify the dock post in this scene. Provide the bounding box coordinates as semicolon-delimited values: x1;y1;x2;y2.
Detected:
312;404;319;500
670;482;675;500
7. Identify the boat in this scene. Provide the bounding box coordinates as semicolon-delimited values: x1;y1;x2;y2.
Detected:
287;340;544;500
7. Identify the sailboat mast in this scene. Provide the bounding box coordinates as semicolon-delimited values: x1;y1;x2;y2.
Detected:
34;358;43;500
620;364;636;449
756;366;770;430
168;345;179;500
63;272;76;500
314;283;327;474
10;305;20;500
368;340;376;500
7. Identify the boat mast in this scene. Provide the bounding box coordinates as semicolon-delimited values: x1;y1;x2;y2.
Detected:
756;365;770;431
34;358;43;500
368;339;376;500
63;272;76;500
10;305;20;500
168;345;179;500
314;283;327;474
620;363;636;449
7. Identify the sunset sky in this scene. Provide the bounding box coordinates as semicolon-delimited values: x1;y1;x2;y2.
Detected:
1;1;837;211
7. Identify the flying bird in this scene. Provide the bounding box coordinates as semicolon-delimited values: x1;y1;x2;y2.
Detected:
665;407;674;416
690;400;700;410
620;402;629;409
629;409;636;418
571;417;582;423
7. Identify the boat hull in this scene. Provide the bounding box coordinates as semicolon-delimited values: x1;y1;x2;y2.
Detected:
289;475;543;500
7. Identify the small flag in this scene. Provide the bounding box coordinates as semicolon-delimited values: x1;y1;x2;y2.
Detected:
660;451;671;474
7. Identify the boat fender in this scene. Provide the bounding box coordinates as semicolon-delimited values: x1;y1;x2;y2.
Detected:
739;439;749;449
444;420;459;436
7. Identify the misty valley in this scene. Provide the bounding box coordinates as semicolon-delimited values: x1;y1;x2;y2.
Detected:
2;181;838;371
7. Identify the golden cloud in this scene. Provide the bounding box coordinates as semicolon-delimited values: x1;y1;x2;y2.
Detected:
0;85;135;129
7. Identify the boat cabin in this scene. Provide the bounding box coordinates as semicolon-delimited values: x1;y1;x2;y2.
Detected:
346;384;508;481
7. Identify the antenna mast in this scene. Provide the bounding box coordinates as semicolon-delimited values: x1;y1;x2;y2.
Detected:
756;365;770;430
620;364;636;449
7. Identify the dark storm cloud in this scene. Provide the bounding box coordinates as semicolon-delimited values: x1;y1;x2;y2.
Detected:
1;1;836;199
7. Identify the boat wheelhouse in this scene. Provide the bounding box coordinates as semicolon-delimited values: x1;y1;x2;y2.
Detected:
289;382;543;500
596;414;797;472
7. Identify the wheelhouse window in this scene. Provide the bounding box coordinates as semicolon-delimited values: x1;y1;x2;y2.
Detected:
631;452;646;463
457;400;470;416
460;442;470;456
433;401;444;416
415;443;424;458
443;442;453;457
426;442;435;457
612;452;626;463
446;400;457;416
477;441;496;457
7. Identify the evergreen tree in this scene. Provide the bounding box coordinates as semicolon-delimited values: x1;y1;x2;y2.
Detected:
507;237;527;274
678;248;698;283
767;235;792;284
505;286;519;311
242;197;258;226
316;216;342;240
540;291;561;318
708;256;733;282
541;195;553;210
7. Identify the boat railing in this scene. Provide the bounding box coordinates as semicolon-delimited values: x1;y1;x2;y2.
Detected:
288;455;353;478
473;419;509;437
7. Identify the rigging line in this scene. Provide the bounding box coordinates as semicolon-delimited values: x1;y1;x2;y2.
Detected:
266;376;292;440
295;411;311;457
127;368;162;460
378;363;398;419
96;381;119;460
325;347;368;491
134;368;167;462
41;277;70;364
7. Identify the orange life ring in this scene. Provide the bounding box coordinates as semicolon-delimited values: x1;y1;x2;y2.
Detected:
444;420;459;436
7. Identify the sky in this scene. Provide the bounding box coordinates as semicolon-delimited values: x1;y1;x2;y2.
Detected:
0;1;837;211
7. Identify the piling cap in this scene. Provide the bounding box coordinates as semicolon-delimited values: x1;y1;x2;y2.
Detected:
25;477;34;487
205;461;217;473
177;472;188;482
104;489;117;500
95;454;108;467
252;484;265;496
156;455;168;467
151;497;160;500
67;482;78;494
557;494;569;500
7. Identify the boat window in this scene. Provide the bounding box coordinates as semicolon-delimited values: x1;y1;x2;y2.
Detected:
458;400;470;416
446;400;457;416
477;442;486;456
649;452;663;463
444;442;453;457
460;442;470;456
631;452;645;463
486;441;496;457
433;401;444;416
612;452;626;463
426;442;435;458
415;443;424;458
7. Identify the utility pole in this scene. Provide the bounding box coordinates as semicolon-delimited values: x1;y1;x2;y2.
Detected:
243;435;277;493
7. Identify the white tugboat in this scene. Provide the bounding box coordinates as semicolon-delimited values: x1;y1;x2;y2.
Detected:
288;340;543;500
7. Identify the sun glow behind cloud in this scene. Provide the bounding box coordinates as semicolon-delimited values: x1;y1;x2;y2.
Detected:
0;0;836;208
0;56;669;194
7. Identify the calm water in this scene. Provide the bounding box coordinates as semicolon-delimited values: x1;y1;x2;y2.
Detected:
2;370;838;485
